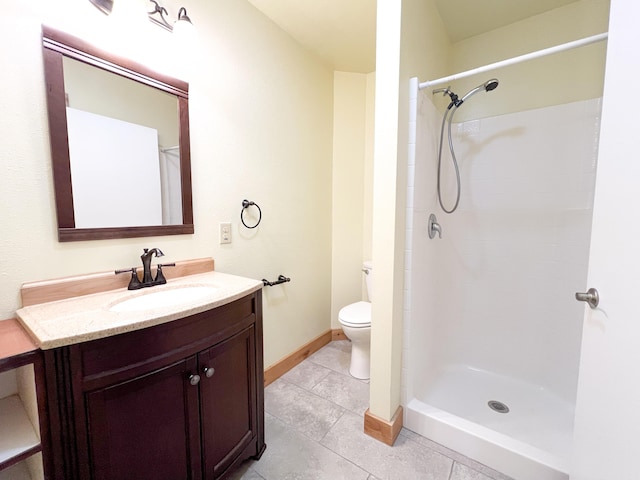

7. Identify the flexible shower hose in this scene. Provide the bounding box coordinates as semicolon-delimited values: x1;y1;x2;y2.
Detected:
436;104;462;214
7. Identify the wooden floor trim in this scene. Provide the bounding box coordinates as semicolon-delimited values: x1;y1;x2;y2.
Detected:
331;328;347;341
264;330;332;386
364;406;403;446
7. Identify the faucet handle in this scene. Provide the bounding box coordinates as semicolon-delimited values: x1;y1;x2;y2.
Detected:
154;263;175;285
115;268;143;290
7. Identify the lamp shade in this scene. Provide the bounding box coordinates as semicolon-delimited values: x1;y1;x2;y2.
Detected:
173;7;195;39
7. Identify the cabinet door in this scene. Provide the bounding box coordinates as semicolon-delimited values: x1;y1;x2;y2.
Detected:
85;357;202;480
199;326;257;478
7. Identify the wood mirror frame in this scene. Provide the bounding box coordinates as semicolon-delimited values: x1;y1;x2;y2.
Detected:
42;26;194;241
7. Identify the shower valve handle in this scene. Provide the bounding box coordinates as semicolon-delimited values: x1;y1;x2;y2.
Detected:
428;214;442;239
575;288;599;309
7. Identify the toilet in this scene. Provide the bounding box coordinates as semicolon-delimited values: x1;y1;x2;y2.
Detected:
338;261;373;380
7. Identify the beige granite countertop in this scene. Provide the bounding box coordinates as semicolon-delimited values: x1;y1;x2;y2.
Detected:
16;271;263;349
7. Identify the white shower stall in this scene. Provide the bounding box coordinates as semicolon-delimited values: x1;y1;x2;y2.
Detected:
402;71;602;479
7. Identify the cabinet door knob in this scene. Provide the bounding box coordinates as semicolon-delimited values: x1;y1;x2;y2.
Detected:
189;374;201;386
203;366;215;378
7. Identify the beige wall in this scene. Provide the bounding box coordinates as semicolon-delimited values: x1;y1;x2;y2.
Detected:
369;0;451;420
362;73;376;266
330;71;375;328
0;0;334;368
436;0;610;121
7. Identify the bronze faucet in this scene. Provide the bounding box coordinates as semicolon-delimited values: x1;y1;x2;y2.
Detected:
115;248;175;290
141;248;164;283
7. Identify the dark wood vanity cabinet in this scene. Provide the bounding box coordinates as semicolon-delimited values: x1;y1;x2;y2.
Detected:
42;291;265;480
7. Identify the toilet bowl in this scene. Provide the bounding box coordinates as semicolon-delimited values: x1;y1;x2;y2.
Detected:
338;261;372;380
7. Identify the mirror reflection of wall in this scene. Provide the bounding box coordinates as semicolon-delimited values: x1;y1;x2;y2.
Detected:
61;57;182;228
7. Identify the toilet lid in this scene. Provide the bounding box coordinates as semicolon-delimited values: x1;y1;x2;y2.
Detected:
339;301;371;328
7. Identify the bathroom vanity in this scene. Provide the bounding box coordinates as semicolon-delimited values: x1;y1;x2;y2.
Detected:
16;261;265;480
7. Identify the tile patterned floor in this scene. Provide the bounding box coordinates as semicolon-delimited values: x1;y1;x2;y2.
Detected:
228;340;514;480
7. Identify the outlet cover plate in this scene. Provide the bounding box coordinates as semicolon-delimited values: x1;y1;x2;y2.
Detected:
219;222;232;244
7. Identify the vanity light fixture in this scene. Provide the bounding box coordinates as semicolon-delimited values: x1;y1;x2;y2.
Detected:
148;0;194;32
89;0;114;15
89;0;194;32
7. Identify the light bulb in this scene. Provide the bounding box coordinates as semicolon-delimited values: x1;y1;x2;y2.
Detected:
171;7;196;80
173;8;195;42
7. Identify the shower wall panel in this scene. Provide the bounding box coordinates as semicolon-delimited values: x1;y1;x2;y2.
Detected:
405;96;601;404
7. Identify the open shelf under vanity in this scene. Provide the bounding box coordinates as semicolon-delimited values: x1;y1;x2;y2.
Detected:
0;319;46;480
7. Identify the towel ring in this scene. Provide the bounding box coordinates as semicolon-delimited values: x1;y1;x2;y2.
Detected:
241;200;262;229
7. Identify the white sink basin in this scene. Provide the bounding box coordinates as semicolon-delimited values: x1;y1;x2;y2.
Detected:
109;285;218;312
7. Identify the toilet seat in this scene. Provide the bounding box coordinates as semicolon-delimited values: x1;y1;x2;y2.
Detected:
338;301;371;328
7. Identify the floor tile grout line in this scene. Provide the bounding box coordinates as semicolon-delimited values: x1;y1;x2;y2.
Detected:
269;406;374;479
273;375;352;411
256;343;506;480
282;346;382;475
398;429;511;480
306;357;351;377
296;347;473;479
402;437;506;480
275;370;370;418
265;380;356;447
285;367;332;393
447;459;455;480
318;418;454;480
421;443;509;479
302;351;371;390
263;409;370;471
316;410;377;479
278;370;371;417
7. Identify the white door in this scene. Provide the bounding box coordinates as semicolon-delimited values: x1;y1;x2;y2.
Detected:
571;1;640;479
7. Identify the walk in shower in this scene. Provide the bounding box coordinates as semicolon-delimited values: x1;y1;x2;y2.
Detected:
403;33;606;480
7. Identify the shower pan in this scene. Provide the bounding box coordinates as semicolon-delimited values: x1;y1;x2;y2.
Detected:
403;75;602;480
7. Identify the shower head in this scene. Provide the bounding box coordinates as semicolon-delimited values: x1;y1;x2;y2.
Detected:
459;78;500;103
484;78;499;92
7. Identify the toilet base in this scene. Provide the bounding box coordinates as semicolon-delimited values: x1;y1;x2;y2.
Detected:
349;340;370;380
338;301;372;380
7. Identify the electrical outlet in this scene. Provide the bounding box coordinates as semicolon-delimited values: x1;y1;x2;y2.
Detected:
219;222;232;244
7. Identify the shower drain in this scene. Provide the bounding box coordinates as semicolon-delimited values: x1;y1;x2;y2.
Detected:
488;400;510;414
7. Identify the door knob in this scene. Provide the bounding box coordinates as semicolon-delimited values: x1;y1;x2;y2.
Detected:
203;366;215;378
575;288;599;309
189;374;201;386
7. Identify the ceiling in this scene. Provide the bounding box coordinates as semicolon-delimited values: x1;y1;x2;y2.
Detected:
247;0;376;73
247;0;580;73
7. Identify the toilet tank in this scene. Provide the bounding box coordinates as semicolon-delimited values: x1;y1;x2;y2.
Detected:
363;260;373;301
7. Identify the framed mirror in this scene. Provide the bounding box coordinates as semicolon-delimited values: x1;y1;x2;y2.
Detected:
42;26;193;241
